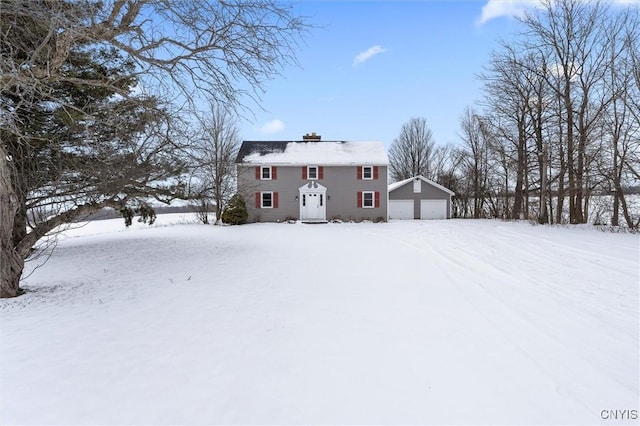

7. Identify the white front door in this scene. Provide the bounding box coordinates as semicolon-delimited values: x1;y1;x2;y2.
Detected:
299;182;327;221
302;193;324;219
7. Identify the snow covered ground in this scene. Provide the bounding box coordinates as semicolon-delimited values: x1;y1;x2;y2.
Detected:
1;215;638;425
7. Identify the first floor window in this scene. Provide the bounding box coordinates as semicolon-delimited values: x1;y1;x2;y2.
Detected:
262;191;273;208
256;191;278;208
362;191;374;208
358;191;379;208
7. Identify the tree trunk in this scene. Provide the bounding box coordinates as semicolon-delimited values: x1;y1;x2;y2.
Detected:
615;180;634;229
574;122;587;224
512;123;526;219
538;147;549;224
612;141;620;226
215;203;223;225
1;146;24;298
0;245;24;298
565;93;577;224
556;103;566;224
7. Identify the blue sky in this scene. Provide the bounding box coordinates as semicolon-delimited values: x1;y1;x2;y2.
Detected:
236;0;634;148
238;0;524;148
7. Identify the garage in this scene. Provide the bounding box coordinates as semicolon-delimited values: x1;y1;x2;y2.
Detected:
420;200;447;219
389;200;414;219
388;175;455;220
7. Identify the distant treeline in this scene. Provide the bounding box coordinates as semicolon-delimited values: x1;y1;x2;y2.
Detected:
75;205;215;222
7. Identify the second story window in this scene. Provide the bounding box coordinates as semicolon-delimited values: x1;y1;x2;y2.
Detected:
307;166;318;180
362;166;373;180
303;166;323;180
261;166;272;180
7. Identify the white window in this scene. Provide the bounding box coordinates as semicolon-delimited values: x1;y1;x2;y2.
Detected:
261;166;272;180
307;166;318;180
362;191;374;208
413;178;422;193
261;191;273;208
362;166;373;180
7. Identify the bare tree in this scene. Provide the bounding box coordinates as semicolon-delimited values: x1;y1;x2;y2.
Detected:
189;103;240;225
468;0;638;226
519;0;622;223
601;11;640;228
388;117;437;182
0;0;309;298
430;144;453;185
457;108;492;219
480;47;537;219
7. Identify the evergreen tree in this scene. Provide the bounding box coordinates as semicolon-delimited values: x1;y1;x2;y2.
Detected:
221;194;248;225
1;5;184;297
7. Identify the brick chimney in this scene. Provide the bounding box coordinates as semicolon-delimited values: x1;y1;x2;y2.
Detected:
302;132;321;142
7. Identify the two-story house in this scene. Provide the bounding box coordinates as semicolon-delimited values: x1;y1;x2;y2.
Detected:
235;133;389;223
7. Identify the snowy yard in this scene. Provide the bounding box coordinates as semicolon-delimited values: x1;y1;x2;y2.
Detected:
1;216;638;425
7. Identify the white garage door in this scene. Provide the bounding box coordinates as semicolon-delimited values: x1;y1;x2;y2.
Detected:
420;199;447;219
389;200;414;219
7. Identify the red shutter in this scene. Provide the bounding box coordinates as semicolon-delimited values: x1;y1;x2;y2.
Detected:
255;192;261;208
373;166;379;180
357;166;362;180
319;166;324;180
375;192;380;208
272;166;277;180
255;167;260;180
274;192;279;208
357;191;363;208
302;167;307;180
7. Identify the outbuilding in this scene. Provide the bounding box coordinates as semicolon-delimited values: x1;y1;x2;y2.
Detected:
388;175;455;220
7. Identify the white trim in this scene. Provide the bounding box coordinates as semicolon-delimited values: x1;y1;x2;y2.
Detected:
299;182;327;221
260;166;272;180
362;191;375;208
362;166;374;180
261;191;274;208
307;165;318;180
389;175;455;195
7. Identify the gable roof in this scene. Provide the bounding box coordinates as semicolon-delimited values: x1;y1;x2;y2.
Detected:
235;140;389;166
388;175;455;196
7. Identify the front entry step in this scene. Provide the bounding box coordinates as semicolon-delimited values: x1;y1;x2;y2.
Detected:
301;220;328;224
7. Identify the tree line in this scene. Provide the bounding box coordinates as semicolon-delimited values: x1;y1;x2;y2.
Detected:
389;0;639;227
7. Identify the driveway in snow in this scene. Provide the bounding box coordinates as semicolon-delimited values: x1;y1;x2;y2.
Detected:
1;217;638;424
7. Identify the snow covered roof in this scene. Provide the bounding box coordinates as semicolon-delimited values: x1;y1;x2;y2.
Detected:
388;175;455;195
236;141;389;166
